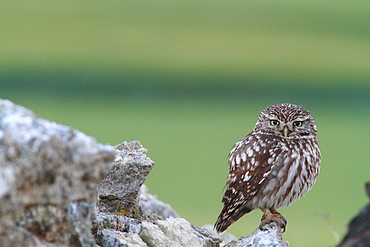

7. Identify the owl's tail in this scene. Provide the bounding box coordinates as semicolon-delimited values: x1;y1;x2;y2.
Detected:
214;204;252;233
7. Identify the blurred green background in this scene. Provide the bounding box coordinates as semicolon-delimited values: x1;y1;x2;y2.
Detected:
1;1;369;246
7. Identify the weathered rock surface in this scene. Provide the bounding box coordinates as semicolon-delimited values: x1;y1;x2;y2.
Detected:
0;99;290;247
0;99;116;246
97;141;154;219
223;222;288;247
202;225;238;246
94;141;223;247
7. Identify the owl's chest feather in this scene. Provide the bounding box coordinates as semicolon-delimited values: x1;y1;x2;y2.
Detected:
253;138;320;208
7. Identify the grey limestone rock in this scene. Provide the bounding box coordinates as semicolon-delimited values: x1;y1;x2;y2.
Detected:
98;141;153;201
140;217;202;247
202;224;238;246
0;99;116;246
97;141;154;219
94;140;223;247
224;222;288;247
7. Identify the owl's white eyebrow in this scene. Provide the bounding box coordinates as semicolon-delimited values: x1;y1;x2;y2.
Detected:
294;116;309;121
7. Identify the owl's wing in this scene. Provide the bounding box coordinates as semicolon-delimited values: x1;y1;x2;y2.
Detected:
215;134;284;233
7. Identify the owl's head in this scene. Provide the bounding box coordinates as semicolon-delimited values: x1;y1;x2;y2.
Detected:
253;103;317;138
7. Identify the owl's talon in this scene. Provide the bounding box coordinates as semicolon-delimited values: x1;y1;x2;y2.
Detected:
259;209;287;233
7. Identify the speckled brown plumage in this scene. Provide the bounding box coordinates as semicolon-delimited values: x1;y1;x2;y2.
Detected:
215;103;321;233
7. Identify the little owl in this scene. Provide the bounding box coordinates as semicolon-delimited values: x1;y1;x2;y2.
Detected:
215;103;321;233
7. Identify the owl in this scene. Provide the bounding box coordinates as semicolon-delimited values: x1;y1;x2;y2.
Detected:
215;103;321;233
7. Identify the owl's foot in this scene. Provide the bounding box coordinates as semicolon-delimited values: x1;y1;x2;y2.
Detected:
259;208;287;233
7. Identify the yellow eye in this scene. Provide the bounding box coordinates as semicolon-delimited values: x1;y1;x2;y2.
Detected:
293;121;303;126
270;120;280;126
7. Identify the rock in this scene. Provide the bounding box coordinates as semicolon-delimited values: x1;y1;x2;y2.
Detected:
140;218;202;247
94;140;223;247
224;222;289;247
139;217;224;247
202;225;238;245
99;141;153;201
192;224;225;247
98;141;154;219
0;99;116;246
338;182;370;247
98;229;148;247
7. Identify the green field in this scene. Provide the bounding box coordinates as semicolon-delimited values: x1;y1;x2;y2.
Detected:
1;1;369;246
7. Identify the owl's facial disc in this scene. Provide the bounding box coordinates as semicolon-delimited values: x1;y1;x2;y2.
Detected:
257;108;315;138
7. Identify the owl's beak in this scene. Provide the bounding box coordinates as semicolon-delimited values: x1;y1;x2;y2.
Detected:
283;126;289;137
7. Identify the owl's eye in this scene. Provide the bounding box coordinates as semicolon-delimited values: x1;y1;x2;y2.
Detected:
270;120;280;126
293;121;303;126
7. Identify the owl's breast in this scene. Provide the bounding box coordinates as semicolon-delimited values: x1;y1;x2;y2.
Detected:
248;137;321;209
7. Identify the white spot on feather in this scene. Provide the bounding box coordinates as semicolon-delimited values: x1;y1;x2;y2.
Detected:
235;154;241;165
267;157;274;165
243;172;251;182
241;152;247;162
247;148;253;157
230;159;235;169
